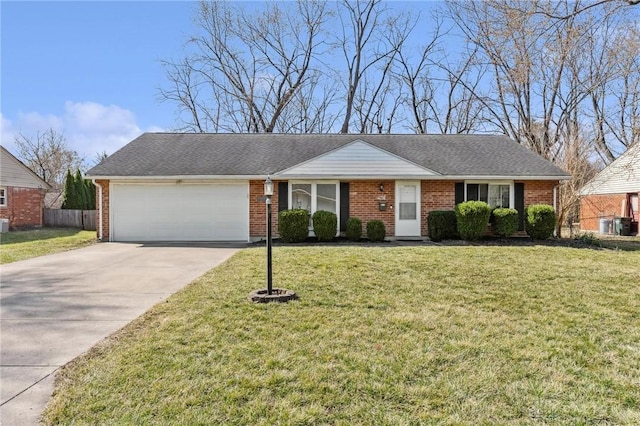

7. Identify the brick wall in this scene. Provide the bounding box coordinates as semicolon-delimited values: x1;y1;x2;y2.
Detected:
95;180;110;241
520;180;556;206
249;180;283;238
349;181;396;237
421;180;457;236
579;193;627;232
0;186;45;228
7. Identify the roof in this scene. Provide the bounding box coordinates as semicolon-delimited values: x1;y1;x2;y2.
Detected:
0;146;53;189
580;143;640;195
86;133;570;180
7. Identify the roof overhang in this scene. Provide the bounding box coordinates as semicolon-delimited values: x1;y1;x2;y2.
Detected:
88;174;570;181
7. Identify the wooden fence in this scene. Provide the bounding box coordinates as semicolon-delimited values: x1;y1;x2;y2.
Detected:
44;209;96;231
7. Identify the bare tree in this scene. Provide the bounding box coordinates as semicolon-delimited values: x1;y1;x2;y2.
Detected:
336;0;414;133
14;129;84;189
160;0;329;133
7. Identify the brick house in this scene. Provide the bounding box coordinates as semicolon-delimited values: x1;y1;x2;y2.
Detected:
86;133;569;242
0;146;52;229
579;143;639;235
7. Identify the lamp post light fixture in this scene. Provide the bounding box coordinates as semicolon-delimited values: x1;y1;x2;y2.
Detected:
264;176;274;295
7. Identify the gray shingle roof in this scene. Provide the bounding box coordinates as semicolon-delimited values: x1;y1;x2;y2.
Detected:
87;133;569;178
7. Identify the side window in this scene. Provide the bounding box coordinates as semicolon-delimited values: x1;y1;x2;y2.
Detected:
0;188;6;206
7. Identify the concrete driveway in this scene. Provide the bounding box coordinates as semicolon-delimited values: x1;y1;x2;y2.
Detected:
0;242;241;425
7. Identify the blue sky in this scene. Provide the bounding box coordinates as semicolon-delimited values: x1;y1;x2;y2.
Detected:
1;1;197;159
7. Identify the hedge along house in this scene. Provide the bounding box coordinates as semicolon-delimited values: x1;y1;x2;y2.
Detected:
579;143;640;235
86;133;570;242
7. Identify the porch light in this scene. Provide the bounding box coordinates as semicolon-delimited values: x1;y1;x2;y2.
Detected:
264;176;274;196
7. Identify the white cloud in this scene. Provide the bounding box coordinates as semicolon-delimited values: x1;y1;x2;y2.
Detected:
0;102;164;161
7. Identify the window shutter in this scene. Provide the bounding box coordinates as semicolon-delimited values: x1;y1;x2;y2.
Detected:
515;182;525;231
455;182;464;206
340;182;350;232
278;182;288;213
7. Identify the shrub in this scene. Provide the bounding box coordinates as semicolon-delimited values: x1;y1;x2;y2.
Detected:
366;220;386;242
346;217;362;241
312;210;337;242
491;208;519;238
427;210;458;242
278;209;309;243
455;201;491;241
525;204;556;240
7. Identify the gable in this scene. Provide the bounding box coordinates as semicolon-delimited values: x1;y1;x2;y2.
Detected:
0;146;51;189
580;144;640;195
276;140;439;178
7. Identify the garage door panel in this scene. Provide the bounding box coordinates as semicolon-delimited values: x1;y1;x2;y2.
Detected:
111;183;248;241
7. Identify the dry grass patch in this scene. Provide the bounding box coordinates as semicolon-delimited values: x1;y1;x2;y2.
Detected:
44;246;640;425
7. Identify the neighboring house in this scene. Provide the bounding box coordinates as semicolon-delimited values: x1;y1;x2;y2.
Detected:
86;133;570;242
579;143;640;235
0;146;52;229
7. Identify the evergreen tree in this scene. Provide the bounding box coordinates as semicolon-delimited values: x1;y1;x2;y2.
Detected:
62;169;78;209
74;169;88;209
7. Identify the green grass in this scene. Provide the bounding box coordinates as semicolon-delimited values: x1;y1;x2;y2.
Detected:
0;228;96;264
44;246;640;425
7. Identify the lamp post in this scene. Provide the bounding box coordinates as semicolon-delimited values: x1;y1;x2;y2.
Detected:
264;176;274;295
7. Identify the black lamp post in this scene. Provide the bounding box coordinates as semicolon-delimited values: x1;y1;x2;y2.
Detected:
264;176;274;295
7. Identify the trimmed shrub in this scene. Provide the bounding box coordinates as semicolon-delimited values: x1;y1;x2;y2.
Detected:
278;209;309;243
455;201;492;241
491;208;519;238
346;217;362;241
525;204;556;240
427;210;458;242
312;210;337;242
366;220;386;242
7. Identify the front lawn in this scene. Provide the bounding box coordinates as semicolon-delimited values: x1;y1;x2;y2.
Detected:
44;246;640;424
0;228;96;264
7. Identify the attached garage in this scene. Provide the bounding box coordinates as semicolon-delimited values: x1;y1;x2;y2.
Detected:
110;182;249;242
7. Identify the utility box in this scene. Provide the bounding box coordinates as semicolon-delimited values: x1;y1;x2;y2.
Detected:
0;219;8;233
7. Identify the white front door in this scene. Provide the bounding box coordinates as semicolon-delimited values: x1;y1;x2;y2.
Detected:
395;181;421;237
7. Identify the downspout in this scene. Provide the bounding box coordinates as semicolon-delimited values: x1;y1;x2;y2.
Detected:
92;179;103;241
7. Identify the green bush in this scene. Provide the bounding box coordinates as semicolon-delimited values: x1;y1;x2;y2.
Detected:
366;220;386;242
455;201;492;241
346;217;362;241
278;209;310;243
525;204;556;240
312;210;337;242
491;208;519;238
427;210;458;242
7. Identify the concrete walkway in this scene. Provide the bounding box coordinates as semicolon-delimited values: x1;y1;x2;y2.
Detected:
0;242;241;425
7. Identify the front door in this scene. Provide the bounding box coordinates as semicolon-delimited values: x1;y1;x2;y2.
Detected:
395;181;421;237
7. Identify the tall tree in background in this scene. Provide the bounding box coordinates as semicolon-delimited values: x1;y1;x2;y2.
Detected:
14;129;83;189
160;0;329;133
337;0;413;133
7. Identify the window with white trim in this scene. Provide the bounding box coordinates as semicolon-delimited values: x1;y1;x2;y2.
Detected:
0;188;6;206
290;181;339;234
465;182;513;208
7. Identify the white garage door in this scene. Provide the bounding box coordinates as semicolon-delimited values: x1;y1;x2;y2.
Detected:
111;183;249;241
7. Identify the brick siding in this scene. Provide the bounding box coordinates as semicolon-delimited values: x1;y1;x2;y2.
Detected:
519;180;556;207
0;186;46;228
95;179;110;241
579;193;627;232
349;181;396;237
421;180;457;236
249;180;282;238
